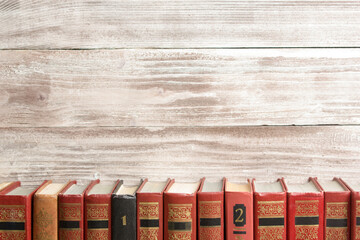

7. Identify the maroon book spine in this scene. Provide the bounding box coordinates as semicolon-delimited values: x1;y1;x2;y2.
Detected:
253;179;286;240
197;178;225;240
84;180;119;240
0;181;46;240
340;178;360;240
59;180;99;240
136;179;171;240
315;178;351;239
164;179;203;240
283;178;324;240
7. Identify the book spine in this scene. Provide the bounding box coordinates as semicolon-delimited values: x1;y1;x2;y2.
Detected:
254;192;286;240
59;194;83;240
164;193;197;240
225;191;253;240
287;193;324;240
197;192;224;240
0;195;27;239
85;195;112;240
33;194;59;240
137;193;163;240
351;191;360;240
324;191;351;239
112;195;137;240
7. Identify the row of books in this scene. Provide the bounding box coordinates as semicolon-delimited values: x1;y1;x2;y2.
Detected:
0;177;358;240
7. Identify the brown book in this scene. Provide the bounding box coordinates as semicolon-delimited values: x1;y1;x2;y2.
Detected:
33;180;73;240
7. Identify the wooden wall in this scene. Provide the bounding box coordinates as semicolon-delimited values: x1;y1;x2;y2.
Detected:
1;0;360;185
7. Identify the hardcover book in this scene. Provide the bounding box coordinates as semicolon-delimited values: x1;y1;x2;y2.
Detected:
85;180;120;240
340;178;360;240
112;180;144;240
136;179;171;240
316;178;350;239
252;179;287;240
197;178;225;240
225;179;253;240
282;177;324;240
59;180;99;240
33;180;73;240
0;181;46;240
164;178;203;240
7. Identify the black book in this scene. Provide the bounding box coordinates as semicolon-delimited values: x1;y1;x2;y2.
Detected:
112;180;144;240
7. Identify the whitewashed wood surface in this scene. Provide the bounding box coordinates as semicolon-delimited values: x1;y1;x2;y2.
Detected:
0;0;359;185
0;126;359;185
1;0;360;48
1;49;360;127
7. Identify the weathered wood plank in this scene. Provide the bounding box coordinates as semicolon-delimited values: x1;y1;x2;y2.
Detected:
0;126;358;185
1;0;360;48
1;49;360;127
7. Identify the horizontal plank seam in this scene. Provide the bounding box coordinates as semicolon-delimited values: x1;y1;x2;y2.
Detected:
0;124;360;129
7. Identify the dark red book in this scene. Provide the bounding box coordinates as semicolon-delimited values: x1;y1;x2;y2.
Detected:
197;178;225;240
252;179;287;240
164;178;203;240
315;178;350;239
339;178;360;240
0;181;46;240
84;180;120;240
59;180;99;240
282;177;324;240
225;179;253;240
136;178;171;240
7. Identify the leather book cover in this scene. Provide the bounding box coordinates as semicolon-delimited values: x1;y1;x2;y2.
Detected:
197;178;225;240
136;178;171;240
59;180;99;240
84;180;120;240
282;177;324;240
33;180;73;240
225;179;253;240
339;178;360;240
112;180;145;240
164;178;204;240
315;177;350;239
252;179;287;240
0;181;46;240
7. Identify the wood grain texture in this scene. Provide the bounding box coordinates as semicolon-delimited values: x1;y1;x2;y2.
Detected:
1;0;360;49
0;126;358;185
1;49;360;127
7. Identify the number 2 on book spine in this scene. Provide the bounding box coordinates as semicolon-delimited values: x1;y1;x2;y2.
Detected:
233;204;246;227
122;215;127;225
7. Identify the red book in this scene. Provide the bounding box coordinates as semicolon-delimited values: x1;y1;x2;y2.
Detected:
136;178;171;240
197;178;225;240
315;178;350;239
84;180;120;240
252;179;287;240
282;177;324;240
340;178;360;240
225;179;253;240
59;180;99;240
164;178;204;240
0;181;46;240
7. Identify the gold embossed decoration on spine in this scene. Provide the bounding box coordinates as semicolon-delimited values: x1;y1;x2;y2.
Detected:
139;202;159;240
356;201;360;240
257;201;285;240
168;204;192;240
86;204;109;240
199;201;221;240
295;200;319;240
325;202;348;240
0;205;26;239
59;203;82;240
